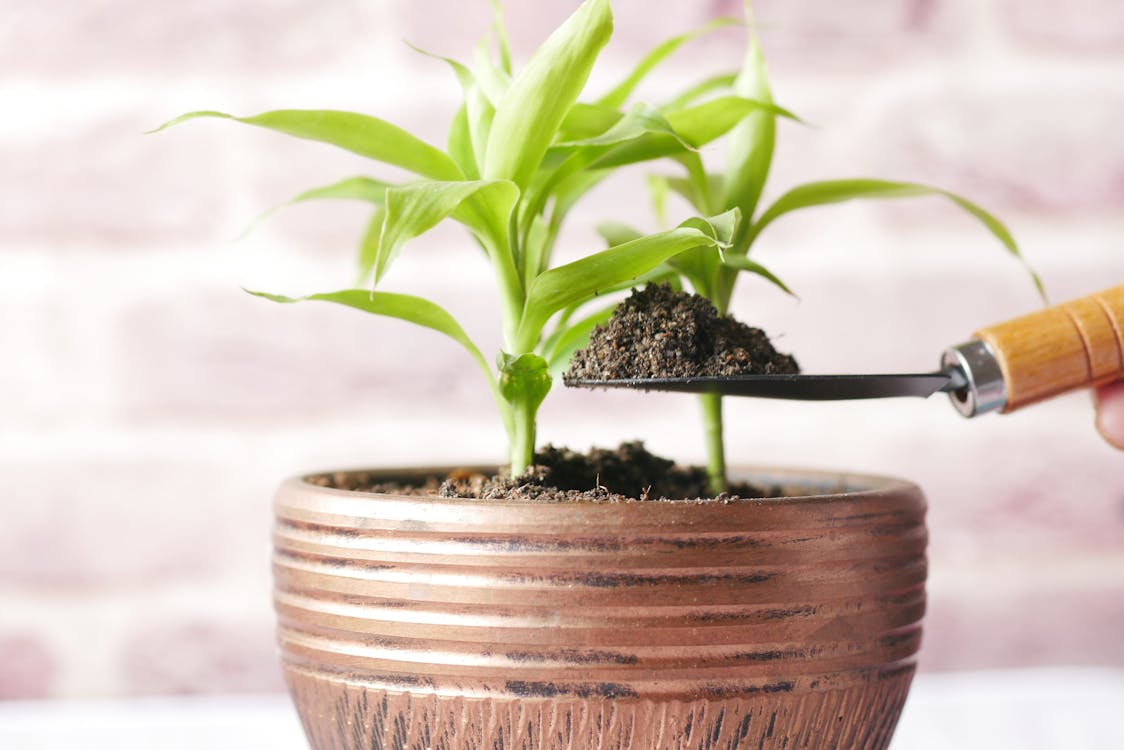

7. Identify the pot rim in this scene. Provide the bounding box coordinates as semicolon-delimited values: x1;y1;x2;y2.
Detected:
284;464;920;508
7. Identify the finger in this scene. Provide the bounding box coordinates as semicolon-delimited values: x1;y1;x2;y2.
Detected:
1093;380;1124;450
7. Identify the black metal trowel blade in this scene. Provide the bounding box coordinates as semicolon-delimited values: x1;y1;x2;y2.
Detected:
567;372;959;401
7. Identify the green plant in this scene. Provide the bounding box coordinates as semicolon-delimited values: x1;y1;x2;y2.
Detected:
152;0;796;475
599;3;1044;494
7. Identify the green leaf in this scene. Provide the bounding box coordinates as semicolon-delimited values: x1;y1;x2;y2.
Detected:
484;0;613;188
662;72;738;112
239;176;392;239
355;207;385;286
522;214;551;288
406;44;494;178
720;255;796;297
544;303;617;377
596;17;737;111
474;38;513;105
749;179;1045;298
448;104;481;179
555;102;691;150
247;289;493;385
591;96;794;169
722;27;775;233
498;352;553;413
666;95;795;149
377;180;519;283
151;109;463;181
647;174;671;228
597;222;644;248
516;210;740;349
489;0;514;75
559;103;624;141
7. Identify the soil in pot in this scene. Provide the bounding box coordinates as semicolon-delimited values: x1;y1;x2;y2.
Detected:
308;441;798;501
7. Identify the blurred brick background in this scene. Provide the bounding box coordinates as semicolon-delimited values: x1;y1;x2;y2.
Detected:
1;0;1122;700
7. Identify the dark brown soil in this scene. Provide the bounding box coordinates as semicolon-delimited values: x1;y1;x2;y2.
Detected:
308;442;782;502
564;284;799;382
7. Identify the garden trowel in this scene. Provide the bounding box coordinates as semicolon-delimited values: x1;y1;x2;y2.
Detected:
569;284;1124;418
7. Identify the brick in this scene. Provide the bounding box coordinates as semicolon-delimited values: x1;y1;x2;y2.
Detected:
121;620;284;694
861;80;1124;216
0;114;231;245
0;0;387;77
0;457;264;588
0;636;56;700
999;0;1124;54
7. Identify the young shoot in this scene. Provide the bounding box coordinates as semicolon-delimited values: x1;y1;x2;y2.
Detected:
152;0;790;476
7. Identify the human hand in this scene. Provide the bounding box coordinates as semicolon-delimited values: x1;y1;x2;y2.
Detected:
1094;381;1124;450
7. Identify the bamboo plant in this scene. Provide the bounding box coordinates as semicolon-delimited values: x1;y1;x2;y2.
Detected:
153;0;795;476
599;3;1044;494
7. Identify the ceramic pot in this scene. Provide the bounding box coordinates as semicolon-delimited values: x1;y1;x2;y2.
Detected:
274;467;926;750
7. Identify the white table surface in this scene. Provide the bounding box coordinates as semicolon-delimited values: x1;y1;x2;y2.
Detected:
1;668;1121;749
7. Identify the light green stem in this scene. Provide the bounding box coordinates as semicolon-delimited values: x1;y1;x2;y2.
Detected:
509;399;537;476
698;391;727;496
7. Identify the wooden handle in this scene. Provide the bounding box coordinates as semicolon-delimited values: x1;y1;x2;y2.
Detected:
974;284;1124;413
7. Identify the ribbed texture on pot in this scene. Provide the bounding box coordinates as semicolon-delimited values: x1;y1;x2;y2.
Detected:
274;467;926;750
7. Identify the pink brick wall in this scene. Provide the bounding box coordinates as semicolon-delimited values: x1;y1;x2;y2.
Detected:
2;0;1123;699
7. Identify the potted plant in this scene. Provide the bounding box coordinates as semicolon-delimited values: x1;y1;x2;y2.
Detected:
154;1;968;747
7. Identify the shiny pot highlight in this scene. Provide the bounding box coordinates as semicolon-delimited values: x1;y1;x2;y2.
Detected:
274;467;926;750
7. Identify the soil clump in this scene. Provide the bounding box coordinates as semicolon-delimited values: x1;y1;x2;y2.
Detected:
564;283;799;382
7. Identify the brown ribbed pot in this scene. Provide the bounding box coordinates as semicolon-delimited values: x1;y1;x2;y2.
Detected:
274;467;926;750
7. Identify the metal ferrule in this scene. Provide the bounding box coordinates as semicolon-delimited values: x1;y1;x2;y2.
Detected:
941;339;1007;418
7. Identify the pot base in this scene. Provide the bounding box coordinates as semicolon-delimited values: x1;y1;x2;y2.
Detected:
286;665;914;750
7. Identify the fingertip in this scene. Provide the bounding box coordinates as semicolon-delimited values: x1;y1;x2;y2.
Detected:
1094;381;1124;450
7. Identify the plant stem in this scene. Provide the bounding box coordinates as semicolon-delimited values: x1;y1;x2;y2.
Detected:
509;399;537;476
698;391;728;496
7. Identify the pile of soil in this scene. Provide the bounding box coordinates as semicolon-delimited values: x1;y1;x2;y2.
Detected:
564;284;799;382
309;442;778;502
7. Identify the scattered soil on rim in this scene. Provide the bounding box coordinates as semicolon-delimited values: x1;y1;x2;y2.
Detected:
564;283;799;382
308;442;790;502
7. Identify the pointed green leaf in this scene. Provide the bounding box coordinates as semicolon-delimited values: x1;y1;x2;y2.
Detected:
596;18;737;111
647;174;672;228
516;210;740;348
721;255;796;297
247;288;493;383
749;179;1045;298
723;27;775;231
151;110;463;181
591;96;795;169
662;72;738;112
559;103;625;141
667;95;796;148
377;180;519;283
474;37;513;105
489;0;513;75
355;208;385;286
405;44;494;177
555;102;691;150
484;0;613;188
522;214;551;287
238;176;392;239
448;103;481;179
597;222;644;248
